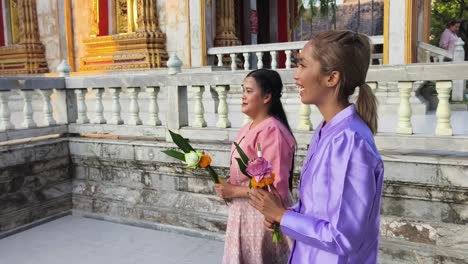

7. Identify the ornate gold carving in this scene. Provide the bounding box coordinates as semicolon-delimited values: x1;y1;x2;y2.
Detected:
0;0;48;75
116;0;129;33
90;0;99;36
10;0;20;44
214;0;241;47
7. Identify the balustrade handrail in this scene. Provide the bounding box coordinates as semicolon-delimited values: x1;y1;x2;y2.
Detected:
0;77;65;91
207;35;384;55
418;41;452;59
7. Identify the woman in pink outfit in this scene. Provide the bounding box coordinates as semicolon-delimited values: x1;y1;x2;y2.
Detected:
215;69;296;264
439;20;461;54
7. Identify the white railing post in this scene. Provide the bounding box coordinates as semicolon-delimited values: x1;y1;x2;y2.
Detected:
20;90;37;128
451;38;466;101
127;87;142;125
108;87;123;125
285;50;292;69
217;54;223;67
230;53;237;71
256;52;263;69
192;85;207;127
396;81;413;135
270;51;277;69
92;87;106;124
424;50;431;63
39;89;56;126
435;81;453;136
75;88;89;124
166;85;188;131
147;86;162;126
215;85;231;128
297;102;312;131
243;53;250;70
0;91;14;131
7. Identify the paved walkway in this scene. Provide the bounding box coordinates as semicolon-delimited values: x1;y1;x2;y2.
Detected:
0;216;224;264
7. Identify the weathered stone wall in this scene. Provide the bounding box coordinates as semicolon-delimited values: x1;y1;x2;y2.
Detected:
0;139;72;234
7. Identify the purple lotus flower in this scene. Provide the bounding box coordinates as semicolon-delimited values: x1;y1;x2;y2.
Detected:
246;157;273;182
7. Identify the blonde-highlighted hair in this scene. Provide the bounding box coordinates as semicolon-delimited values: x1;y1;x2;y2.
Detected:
308;30;378;134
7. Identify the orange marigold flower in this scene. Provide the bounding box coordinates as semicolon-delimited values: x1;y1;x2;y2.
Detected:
198;154;212;168
251;173;275;188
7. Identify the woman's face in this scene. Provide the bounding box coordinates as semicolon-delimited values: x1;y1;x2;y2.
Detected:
450;23;460;33
294;43;331;105
241;77;270;117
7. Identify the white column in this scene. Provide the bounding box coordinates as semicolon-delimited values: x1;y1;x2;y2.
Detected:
270;51;277;69
0;91;14;131
92;87;106;124
451;38;466;101
388;0;406;65
20;90;37;128
108;87;123;125
435;81;453;136
256;52;263;69
285;50;292;69
230;53;237;71
297;103;312;131
215;85;231;128
396;81;413;134
192;86;207;127
39;89;56;126
75;89;89;124
147;86;162;126
127;87;142;125
243;53;250;70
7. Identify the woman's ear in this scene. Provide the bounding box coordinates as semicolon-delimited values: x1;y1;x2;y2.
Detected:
263;93;272;104
326;71;340;88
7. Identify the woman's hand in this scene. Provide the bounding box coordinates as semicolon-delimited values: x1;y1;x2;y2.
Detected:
214;182;237;199
249;185;287;223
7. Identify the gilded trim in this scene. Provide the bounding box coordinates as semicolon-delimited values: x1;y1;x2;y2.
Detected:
383;0;389;64
405;0;414;64
423;0;431;42
200;0;207;66
186;1;192;67
65;0;75;71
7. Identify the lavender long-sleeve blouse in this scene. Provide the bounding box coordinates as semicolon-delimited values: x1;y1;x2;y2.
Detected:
281;104;384;264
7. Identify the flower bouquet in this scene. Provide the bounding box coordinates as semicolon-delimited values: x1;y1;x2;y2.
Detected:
233;142;283;243
162;130;230;203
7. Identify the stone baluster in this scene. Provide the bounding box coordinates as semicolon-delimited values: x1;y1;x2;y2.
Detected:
20;90;37;128
108;87;123;125
147;86;162;126
378;59;383;65
424;50;431;63
285;50;292;69
192;86;207;127
243;115;252;126
217;54;223;67
92;87;106;124
215;85;231;128
396;81;413;134
256;52;263;69
75;89;89;124
297;102;312;131
270;51;277;69
243;53;250;70
433;56;439;63
438;55;445;62
435;81;453;136
230;53;237;71
39;89;56;126
0;91;14;131
127;87;142;125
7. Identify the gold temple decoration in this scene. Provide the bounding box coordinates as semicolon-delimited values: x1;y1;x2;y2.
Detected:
80;0;168;71
0;0;48;75
90;0;100;36
214;0;241;47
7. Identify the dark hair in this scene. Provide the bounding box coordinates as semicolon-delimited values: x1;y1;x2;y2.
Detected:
447;20;461;28
309;30;378;134
245;69;296;191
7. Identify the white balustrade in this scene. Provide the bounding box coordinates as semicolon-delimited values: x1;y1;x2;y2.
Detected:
127;87;142;125
270;51;277;69
297;102;312;131
92;87;106;124
435;81;453;136
75;88;89;124
38;89;56;126
217;54;223;67
192;86;207;128
146;86;162;126
243;53;250;70
20;90;37;128
215;85;231;128
0;91;14;131
285;50;292;69
230;53;237;71
396;81;413;135
256;52;263;69
108;87;123;125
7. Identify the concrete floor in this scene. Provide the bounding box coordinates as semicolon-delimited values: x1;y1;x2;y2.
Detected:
0;216;224;264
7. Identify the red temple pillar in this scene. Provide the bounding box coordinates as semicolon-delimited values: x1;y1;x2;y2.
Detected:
277;0;288;67
0;0;5;46
98;0;109;36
